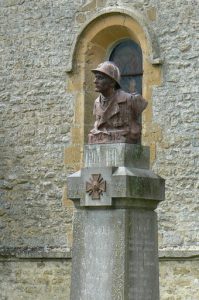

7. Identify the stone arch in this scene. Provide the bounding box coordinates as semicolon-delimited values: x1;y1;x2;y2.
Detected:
65;9;162;171
66;8;162;72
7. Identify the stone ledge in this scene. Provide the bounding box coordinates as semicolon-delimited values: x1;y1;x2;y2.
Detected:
1;247;198;261
159;249;199;261
0;246;72;259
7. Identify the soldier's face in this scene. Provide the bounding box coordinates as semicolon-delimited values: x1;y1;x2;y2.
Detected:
94;73;114;94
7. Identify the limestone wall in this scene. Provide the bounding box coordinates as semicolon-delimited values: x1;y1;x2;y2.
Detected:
0;0;198;299
160;259;199;300
0;259;71;300
0;259;198;300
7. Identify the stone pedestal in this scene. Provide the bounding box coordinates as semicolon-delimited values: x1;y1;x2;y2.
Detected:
67;144;165;300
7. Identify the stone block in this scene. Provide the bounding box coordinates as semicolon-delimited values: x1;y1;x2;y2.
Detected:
84;143;150;169
70;207;160;300
68;165;164;208
112;167;165;201
67;144;164;208
68;143;164;299
70;209;126;300
147;7;157;21
67;170;82;200
64;146;82;166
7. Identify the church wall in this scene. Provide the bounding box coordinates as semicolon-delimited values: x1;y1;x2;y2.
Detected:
0;0;198;299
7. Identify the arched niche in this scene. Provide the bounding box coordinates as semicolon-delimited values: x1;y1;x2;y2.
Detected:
65;10;162;170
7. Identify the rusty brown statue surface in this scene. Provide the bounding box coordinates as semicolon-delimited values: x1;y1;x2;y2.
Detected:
88;61;148;144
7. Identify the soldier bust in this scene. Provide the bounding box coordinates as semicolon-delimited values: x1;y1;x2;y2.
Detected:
88;61;148;144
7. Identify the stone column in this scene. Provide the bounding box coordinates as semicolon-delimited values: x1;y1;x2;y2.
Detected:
67;144;165;300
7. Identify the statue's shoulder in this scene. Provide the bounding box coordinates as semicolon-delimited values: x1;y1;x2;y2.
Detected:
116;89;132;103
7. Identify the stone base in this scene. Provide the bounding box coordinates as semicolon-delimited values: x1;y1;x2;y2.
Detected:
84;143;150;169
70;207;159;300
67;143;165;300
67;144;164;207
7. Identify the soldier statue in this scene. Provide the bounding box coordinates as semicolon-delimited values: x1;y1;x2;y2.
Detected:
88;61;148;144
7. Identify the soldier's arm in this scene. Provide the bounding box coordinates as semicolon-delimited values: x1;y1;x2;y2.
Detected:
131;93;148;116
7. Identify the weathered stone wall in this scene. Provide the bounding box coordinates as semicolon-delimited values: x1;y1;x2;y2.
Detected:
0;0;77;254
0;259;71;300
152;0;198;252
159;259;199;300
0;0;198;299
0;259;198;300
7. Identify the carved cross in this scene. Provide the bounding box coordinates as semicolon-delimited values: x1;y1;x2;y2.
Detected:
86;174;106;200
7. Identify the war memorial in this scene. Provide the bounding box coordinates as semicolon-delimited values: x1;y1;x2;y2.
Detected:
0;1;198;299
67;61;165;299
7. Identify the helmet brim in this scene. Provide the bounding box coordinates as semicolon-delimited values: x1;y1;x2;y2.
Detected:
91;69;121;89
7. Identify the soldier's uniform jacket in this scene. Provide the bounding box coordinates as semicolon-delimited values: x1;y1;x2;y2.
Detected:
92;89;147;142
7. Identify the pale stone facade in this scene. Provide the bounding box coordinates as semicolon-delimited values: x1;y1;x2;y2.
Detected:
0;0;198;299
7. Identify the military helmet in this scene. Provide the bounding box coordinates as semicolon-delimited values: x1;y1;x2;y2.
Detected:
91;61;121;88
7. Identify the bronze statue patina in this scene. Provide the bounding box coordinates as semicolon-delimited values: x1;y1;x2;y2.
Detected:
88;61;147;144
